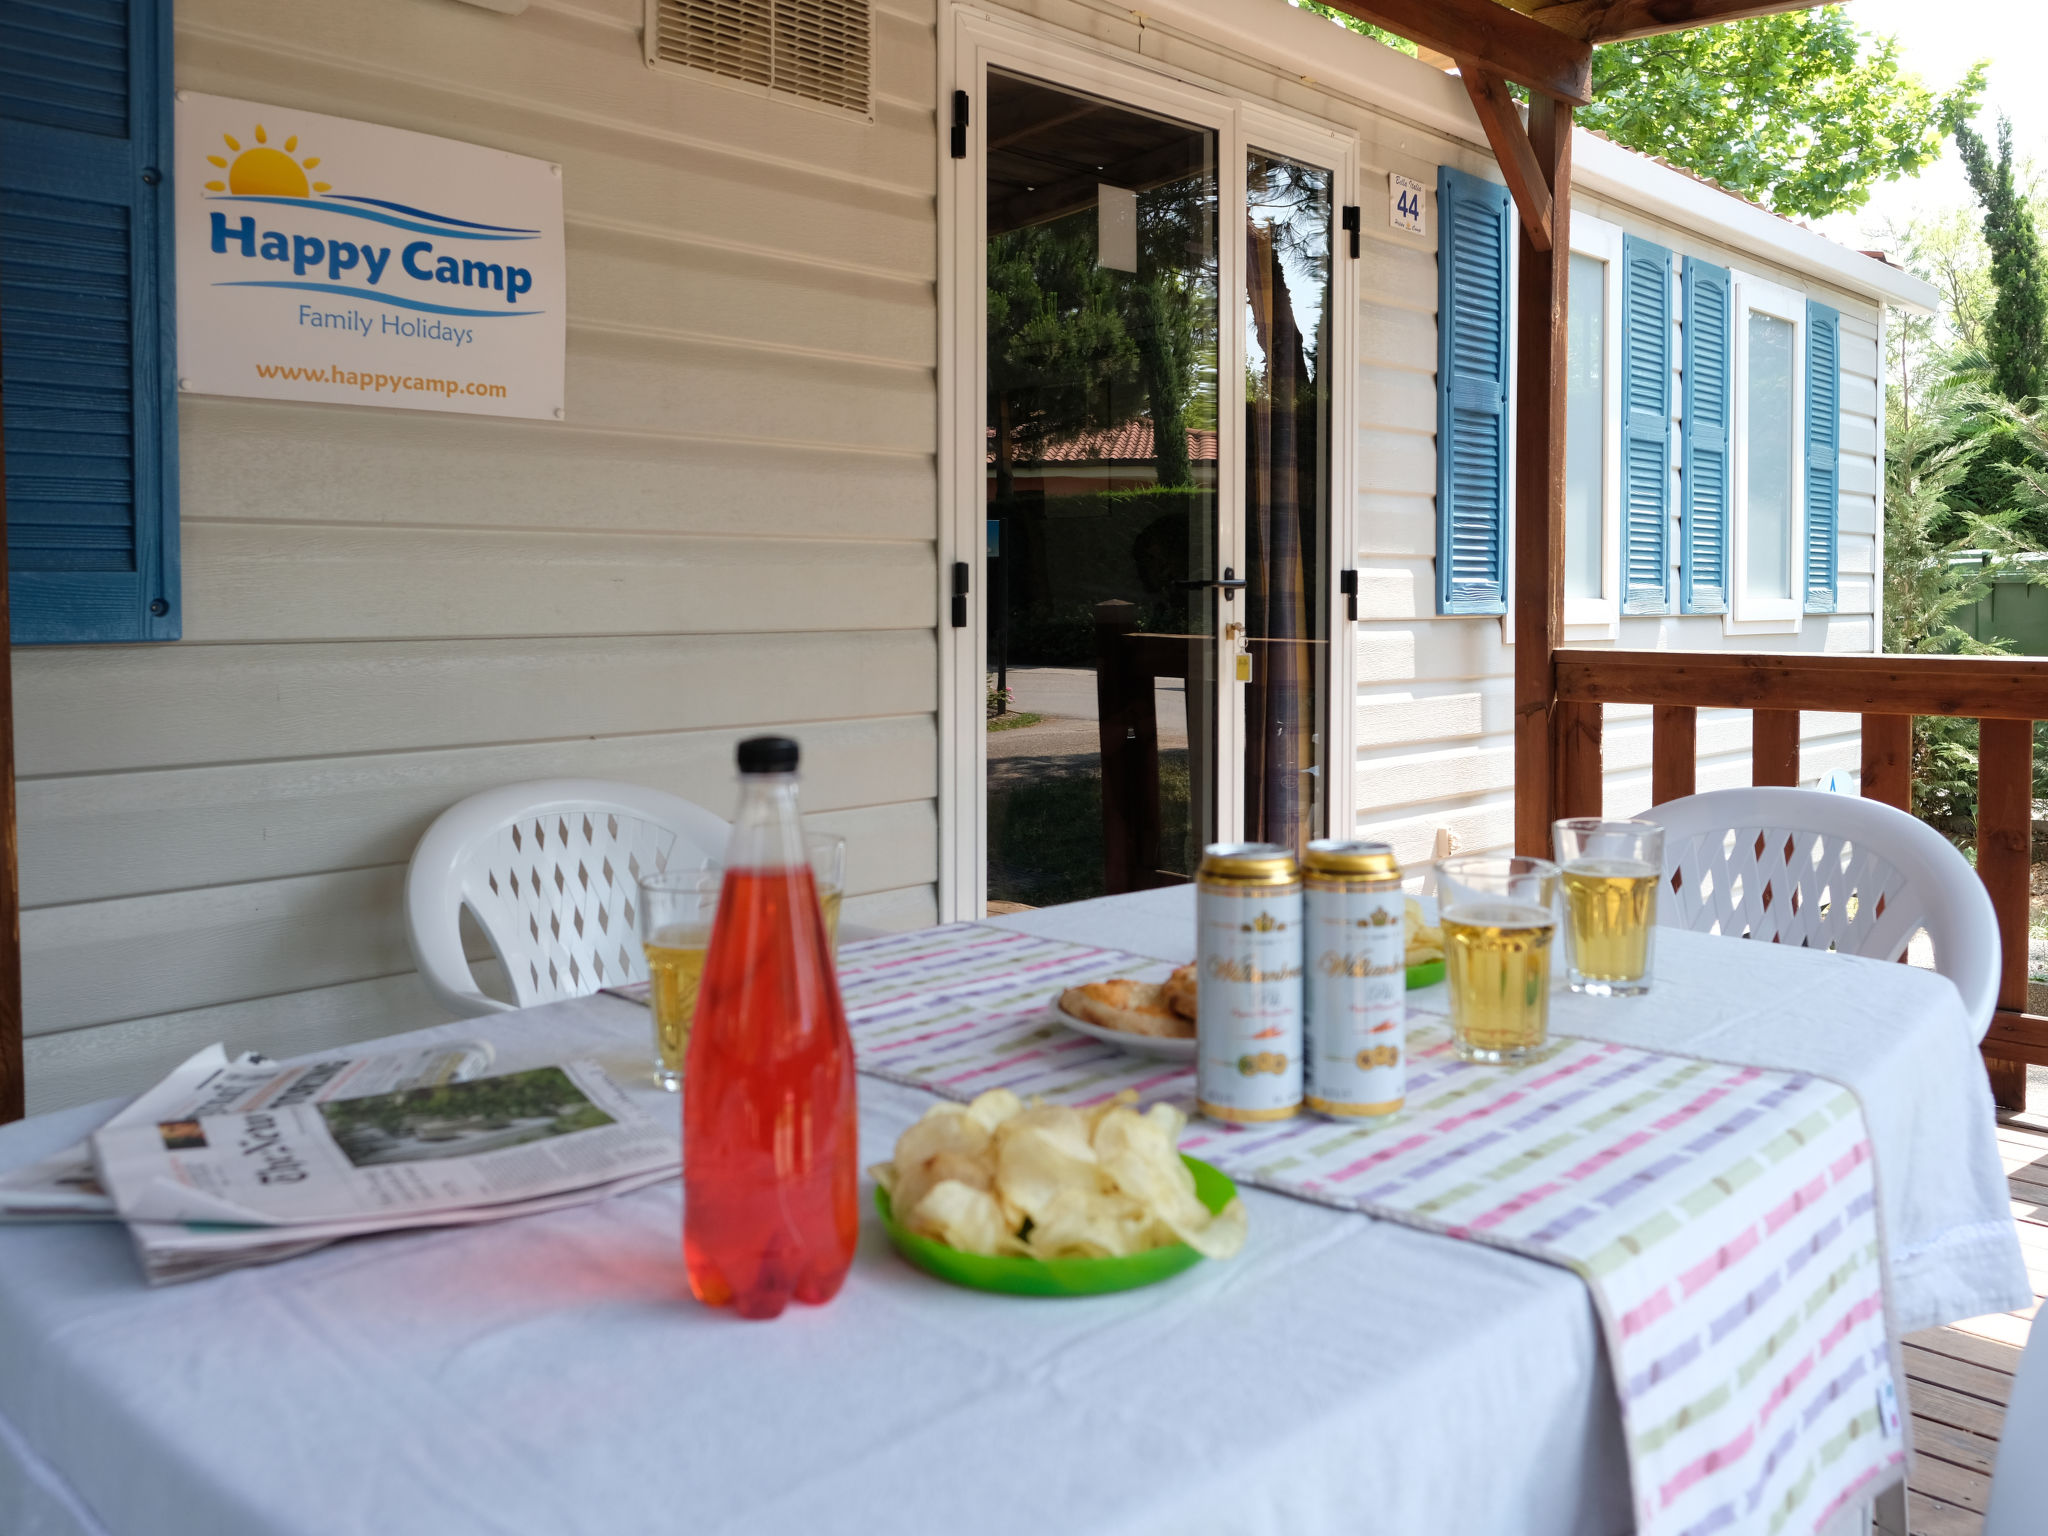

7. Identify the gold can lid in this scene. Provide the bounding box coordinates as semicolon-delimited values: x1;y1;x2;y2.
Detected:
1199;842;1298;883
1302;839;1400;878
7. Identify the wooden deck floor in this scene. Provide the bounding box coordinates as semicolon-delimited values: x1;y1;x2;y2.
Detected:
1897;1116;2046;1534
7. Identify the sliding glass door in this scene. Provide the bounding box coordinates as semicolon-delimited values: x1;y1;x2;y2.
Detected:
958;30;1352;915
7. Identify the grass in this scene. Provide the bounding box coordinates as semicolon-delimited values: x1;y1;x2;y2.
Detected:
988;752;1192;908
986;712;1045;733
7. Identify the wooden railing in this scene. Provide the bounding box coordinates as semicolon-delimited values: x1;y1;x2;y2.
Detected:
1550;649;2048;1109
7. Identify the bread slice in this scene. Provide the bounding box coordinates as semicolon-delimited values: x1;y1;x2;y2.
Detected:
1161;964;1197;1022
1059;979;1196;1039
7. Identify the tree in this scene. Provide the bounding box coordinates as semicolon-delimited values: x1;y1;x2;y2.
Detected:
1580;10;1983;221
1956;116;2048;405
986;218;1140;499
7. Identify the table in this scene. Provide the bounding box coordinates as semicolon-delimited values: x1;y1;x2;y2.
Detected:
0;891;2028;1536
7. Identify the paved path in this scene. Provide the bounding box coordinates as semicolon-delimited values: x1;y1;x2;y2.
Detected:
987;666;1190;790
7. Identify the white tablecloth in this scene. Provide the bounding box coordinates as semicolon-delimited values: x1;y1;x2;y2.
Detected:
0;894;2028;1536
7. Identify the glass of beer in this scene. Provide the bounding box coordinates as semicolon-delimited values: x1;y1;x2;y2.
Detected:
1553;819;1663;996
1438;854;1560;1064
638;868;721;1092
806;832;846;949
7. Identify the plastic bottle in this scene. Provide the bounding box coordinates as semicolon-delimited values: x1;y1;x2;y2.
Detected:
683;736;858;1318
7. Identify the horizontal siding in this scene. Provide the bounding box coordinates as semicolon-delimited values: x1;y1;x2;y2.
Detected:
18;0;943;1111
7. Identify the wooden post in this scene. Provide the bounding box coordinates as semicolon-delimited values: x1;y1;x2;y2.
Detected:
1553;701;1603;825
1093;601;1160;897
1512;95;1572;856
1978;718;2032;1111
1751;710;1800;787
1860;713;1912;812
0;310;18;1125
1650;706;1697;805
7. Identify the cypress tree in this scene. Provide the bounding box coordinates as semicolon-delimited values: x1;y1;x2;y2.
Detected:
1956;116;2048;404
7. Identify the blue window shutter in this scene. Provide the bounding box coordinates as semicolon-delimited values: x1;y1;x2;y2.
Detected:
0;0;179;644
1804;301;1841;613
1435;167;1510;616
1679;257;1731;613
1620;235;1671;614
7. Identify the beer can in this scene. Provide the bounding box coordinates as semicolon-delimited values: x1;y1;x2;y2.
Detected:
1195;842;1303;1124
1303;840;1406;1118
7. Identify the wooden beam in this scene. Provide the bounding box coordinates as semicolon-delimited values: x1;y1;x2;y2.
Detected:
1985;1010;2048;1071
0;309;16;1124
1555;649;2048;721
1313;0;1592;104
1508;0;1833;43
1650;706;1696;805
1978;718;2032;1111
1513;93;1572;855
1460;67;1554;251
1860;713;1912;813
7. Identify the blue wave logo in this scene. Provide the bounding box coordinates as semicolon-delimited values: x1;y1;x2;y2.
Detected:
204;193;540;243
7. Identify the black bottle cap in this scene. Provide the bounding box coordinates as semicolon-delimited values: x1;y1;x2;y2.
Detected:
737;736;800;775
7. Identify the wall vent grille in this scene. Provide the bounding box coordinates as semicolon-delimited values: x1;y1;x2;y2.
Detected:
646;0;872;120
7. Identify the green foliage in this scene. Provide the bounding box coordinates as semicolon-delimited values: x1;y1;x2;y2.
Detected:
988;756;1192;908
1290;1;1416;57
987;219;1141;496
1577;9;1983;220
1956;116;2048;405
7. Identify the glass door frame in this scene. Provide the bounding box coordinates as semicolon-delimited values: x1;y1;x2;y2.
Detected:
937;6;1359;920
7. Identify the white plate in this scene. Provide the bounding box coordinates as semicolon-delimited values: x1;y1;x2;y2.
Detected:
1052;1004;1196;1063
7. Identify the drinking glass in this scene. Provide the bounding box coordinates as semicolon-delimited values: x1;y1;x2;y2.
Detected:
1553;819;1664;997
1437;854;1561;1064
807;832;846;949
638;868;721;1092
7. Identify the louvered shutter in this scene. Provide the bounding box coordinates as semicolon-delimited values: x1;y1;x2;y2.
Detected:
1435;167;1511;616
1804;301;1840;613
1620;235;1671;614
1680;257;1731;613
0;0;178;643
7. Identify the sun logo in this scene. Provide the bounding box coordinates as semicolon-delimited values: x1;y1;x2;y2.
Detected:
203;123;329;198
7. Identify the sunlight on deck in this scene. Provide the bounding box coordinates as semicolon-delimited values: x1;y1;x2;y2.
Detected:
1901;1114;2046;1532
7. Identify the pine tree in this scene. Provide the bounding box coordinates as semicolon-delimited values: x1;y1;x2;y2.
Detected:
1956;116;2048;405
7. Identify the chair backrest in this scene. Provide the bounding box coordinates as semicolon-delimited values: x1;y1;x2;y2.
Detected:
1984;1320;2048;1536
1638;787;2001;1040
405;779;729;1018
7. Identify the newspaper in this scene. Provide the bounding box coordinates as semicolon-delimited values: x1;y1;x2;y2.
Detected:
89;1051;679;1286
95;1059;673;1227
0;1041;496;1221
4;1040;682;1285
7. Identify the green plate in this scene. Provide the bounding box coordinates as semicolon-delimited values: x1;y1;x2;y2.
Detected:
875;1154;1237;1297
1407;958;1445;989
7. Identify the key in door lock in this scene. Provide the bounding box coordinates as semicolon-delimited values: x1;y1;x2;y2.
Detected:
1223;622;1252;683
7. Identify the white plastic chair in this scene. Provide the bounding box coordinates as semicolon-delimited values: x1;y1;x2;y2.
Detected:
405;779;729;1017
1638;787;2001;1040
1984;1320;2048;1536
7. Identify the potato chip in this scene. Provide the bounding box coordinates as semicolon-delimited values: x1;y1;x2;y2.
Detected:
1404;896;1444;966
906;1179;1015;1255
878;1089;1247;1266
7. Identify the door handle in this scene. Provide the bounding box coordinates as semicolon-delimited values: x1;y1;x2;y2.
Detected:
1175;566;1247;600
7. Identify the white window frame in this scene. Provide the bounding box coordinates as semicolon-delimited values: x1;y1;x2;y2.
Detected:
935;5;1360;921
1563;212;1624;640
1726;270;1805;634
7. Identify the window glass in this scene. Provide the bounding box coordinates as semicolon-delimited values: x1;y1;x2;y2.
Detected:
1565;252;1605;601
1745;312;1795;600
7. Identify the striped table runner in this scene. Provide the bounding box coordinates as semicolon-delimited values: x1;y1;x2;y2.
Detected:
837;924;1907;1536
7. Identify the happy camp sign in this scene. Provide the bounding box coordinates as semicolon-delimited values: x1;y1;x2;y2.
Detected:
175;93;566;420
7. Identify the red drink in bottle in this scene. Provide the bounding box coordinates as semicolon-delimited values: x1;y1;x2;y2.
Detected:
683;737;858;1318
